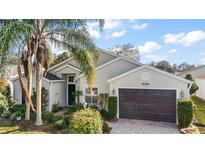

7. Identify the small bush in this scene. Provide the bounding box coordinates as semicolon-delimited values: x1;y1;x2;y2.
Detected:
89;105;99;111
10;104;26;114
69;103;84;113
52;114;64;122
100;109;110;120
64;115;71;126
69;108;103;134
102;121;112;134
108;96;117;120
54;119;67;130
52;103;62;113
42;112;54;123
2;111;12;119
10;111;22;121
0;93;8;116
178;99;194;128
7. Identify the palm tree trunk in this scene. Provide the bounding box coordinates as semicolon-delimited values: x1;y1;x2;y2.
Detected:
25;58;32;121
35;62;43;126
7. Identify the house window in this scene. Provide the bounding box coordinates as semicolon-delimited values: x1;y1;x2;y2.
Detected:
84;86;99;104
68;76;75;82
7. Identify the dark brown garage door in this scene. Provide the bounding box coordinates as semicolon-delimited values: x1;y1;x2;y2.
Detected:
119;89;176;123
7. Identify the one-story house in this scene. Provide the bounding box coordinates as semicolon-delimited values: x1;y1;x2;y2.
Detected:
177;65;205;100
11;48;191;123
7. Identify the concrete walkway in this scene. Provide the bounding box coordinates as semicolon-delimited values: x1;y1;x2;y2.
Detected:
108;119;180;134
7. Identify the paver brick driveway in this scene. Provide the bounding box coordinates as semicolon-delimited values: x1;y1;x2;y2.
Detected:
108;119;180;134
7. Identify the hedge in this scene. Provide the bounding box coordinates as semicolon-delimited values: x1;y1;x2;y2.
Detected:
177;99;194;128
108;96;117;120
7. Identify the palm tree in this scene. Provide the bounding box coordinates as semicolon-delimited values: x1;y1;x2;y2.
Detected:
0;19;104;126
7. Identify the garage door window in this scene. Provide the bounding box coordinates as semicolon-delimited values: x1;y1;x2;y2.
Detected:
84;86;98;104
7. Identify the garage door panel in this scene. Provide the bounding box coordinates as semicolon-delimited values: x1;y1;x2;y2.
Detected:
119;88;176;123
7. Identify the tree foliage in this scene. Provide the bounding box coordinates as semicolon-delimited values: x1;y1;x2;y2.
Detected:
111;43;140;62
185;74;199;95
150;61;196;74
0;19;104;125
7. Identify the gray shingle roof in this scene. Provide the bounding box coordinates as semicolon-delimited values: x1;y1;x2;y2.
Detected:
44;72;63;80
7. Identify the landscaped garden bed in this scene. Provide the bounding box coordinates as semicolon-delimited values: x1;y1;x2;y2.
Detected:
0;102;113;134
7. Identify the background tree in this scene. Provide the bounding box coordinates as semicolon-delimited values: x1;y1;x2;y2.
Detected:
149;61;197;74
150;61;174;73
111;43;140;62
178;62;195;72
185;74;199;95
50;52;71;67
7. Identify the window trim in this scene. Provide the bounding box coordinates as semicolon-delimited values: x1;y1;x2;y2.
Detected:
83;85;99;105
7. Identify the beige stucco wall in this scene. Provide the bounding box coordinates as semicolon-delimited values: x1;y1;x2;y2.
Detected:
12;76;50;110
79;58;140;103
54;65;81;79
96;51;116;66
109;67;189;99
50;81;67;109
196;78;205;100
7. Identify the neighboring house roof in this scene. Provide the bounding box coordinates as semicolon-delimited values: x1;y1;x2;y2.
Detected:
195;74;205;79
107;65;191;84
176;65;205;76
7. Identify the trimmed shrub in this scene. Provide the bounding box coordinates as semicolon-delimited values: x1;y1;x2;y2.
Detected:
52;103;62;113
69;108;103;134
54;119;67;130
100;109;110;120
64;115;71;126
178;99;194;128
89;105;99;111
0;93;8;116
10;104;26;114
52;114;64;122
10;111;22;121
102;121;112;134
108;96;117;120
42;112;55;123
69;103;84;113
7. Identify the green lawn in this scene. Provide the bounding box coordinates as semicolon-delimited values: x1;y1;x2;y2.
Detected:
0;119;47;134
191;95;205;126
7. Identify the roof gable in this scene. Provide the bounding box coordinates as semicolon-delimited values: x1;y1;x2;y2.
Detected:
107;65;191;84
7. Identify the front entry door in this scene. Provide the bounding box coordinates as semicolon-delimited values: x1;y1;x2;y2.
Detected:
68;84;76;105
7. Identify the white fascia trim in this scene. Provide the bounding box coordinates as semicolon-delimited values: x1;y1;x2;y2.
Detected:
11;75;64;83
48;57;74;71
43;77;64;83
107;65;191;84
54;64;81;72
